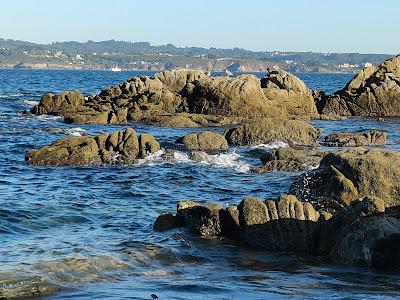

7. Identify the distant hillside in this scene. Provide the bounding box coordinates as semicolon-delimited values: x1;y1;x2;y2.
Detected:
0;38;393;73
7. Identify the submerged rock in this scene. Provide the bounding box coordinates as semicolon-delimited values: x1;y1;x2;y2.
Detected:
25;128;160;166
224;118;321;147
0;275;61;299
317;55;400;117
323;129;387;147
177;131;228;151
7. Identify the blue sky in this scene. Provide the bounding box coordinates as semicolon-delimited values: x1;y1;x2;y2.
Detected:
1;0;399;54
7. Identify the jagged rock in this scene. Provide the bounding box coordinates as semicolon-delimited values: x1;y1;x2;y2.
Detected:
154;192;400;268
182;74;287;118
224;118;321;147
253;147;326;172
138;134;160;158
31;69;322;126
261;70;319;118
290;148;400;211
323;130;387;147
317;55;400;116
25;128;159;166
177;131;228;151
31;91;85;115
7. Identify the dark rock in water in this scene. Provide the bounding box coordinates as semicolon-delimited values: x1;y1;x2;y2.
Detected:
317;196;400;268
25;128;160;166
290;148;400;212
224;118;321;147
323;130;387;147
317;55;400;117
176;200;222;238
177;131;228;151
153;213;177;232
253;147;327;172
30;69;322;127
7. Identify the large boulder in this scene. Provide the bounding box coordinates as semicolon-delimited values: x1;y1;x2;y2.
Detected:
290;148;400;211
182;74;287;119
317;55;400;116
237;195;321;251
323;130;387;147
177;131;228;151
25;128;159;166
261;70;319;118
317;196;400;268
224;118;321;147
31;91;85;115
155;195;321;252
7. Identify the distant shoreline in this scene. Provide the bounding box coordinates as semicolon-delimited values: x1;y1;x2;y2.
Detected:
0;66;355;75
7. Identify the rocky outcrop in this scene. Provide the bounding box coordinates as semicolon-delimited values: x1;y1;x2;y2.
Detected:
154;195;321;251
261;70;319;118
322;130;387;147
182;74;286;118
177;131;228;151
316;55;400;116
154;148;400;269
154;194;400;269
224;118;321;147
30;69;322;126
317;196;400;268
25;128;160;166
253;148;327;172
290;148;400;211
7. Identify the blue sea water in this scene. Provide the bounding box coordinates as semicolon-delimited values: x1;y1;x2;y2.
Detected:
0;69;399;299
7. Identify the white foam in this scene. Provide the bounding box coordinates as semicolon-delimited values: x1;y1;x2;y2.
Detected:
23;100;40;106
0;93;23;98
36;115;62;122
137;149;166;166
64;127;86;136
172;151;192;163
136;149;250;172
203;151;250;173
250;140;288;150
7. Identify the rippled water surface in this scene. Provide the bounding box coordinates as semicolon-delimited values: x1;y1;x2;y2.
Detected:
1;69;399;299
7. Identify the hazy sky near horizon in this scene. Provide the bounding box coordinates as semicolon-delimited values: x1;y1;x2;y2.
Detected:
1;0;399;54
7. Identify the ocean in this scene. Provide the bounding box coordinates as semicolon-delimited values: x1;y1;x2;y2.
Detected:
0;69;399;299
